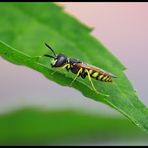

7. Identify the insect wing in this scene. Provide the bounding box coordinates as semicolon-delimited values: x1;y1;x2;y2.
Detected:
75;63;117;78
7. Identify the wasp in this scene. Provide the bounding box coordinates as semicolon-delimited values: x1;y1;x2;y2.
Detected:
44;43;117;94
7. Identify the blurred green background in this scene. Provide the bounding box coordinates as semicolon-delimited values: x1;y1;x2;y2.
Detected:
0;2;148;145
0;108;148;146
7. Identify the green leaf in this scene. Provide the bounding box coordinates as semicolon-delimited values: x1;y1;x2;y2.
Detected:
0;108;147;145
0;2;148;133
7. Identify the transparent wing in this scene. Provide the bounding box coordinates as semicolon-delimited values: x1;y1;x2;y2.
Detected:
76;63;117;78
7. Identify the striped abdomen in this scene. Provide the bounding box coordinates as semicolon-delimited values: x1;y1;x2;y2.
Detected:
87;69;112;82
66;62;116;82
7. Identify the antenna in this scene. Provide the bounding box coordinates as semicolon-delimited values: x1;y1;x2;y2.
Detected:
44;43;56;57
43;54;55;59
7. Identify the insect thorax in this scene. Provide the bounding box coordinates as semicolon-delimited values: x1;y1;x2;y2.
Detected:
69;58;82;65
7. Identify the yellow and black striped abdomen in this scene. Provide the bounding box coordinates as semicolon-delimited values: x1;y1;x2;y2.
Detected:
87;69;112;82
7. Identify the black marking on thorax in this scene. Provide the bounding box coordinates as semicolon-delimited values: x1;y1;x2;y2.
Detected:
68;58;82;74
69;58;82;64
70;65;80;74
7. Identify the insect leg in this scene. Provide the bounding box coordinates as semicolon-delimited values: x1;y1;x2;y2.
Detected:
85;69;99;94
51;64;70;75
70;68;83;86
61;64;71;69
51;70;58;75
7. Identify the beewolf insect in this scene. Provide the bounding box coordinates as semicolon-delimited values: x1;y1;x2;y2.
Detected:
44;43;117;94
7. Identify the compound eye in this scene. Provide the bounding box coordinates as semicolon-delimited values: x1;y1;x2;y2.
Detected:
56;56;67;67
50;54;66;67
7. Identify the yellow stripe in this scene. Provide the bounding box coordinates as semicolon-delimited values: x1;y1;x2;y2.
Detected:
102;76;108;81
109;78;112;82
89;70;93;75
106;77;110;82
99;75;104;80
67;64;70;69
92;72;98;78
